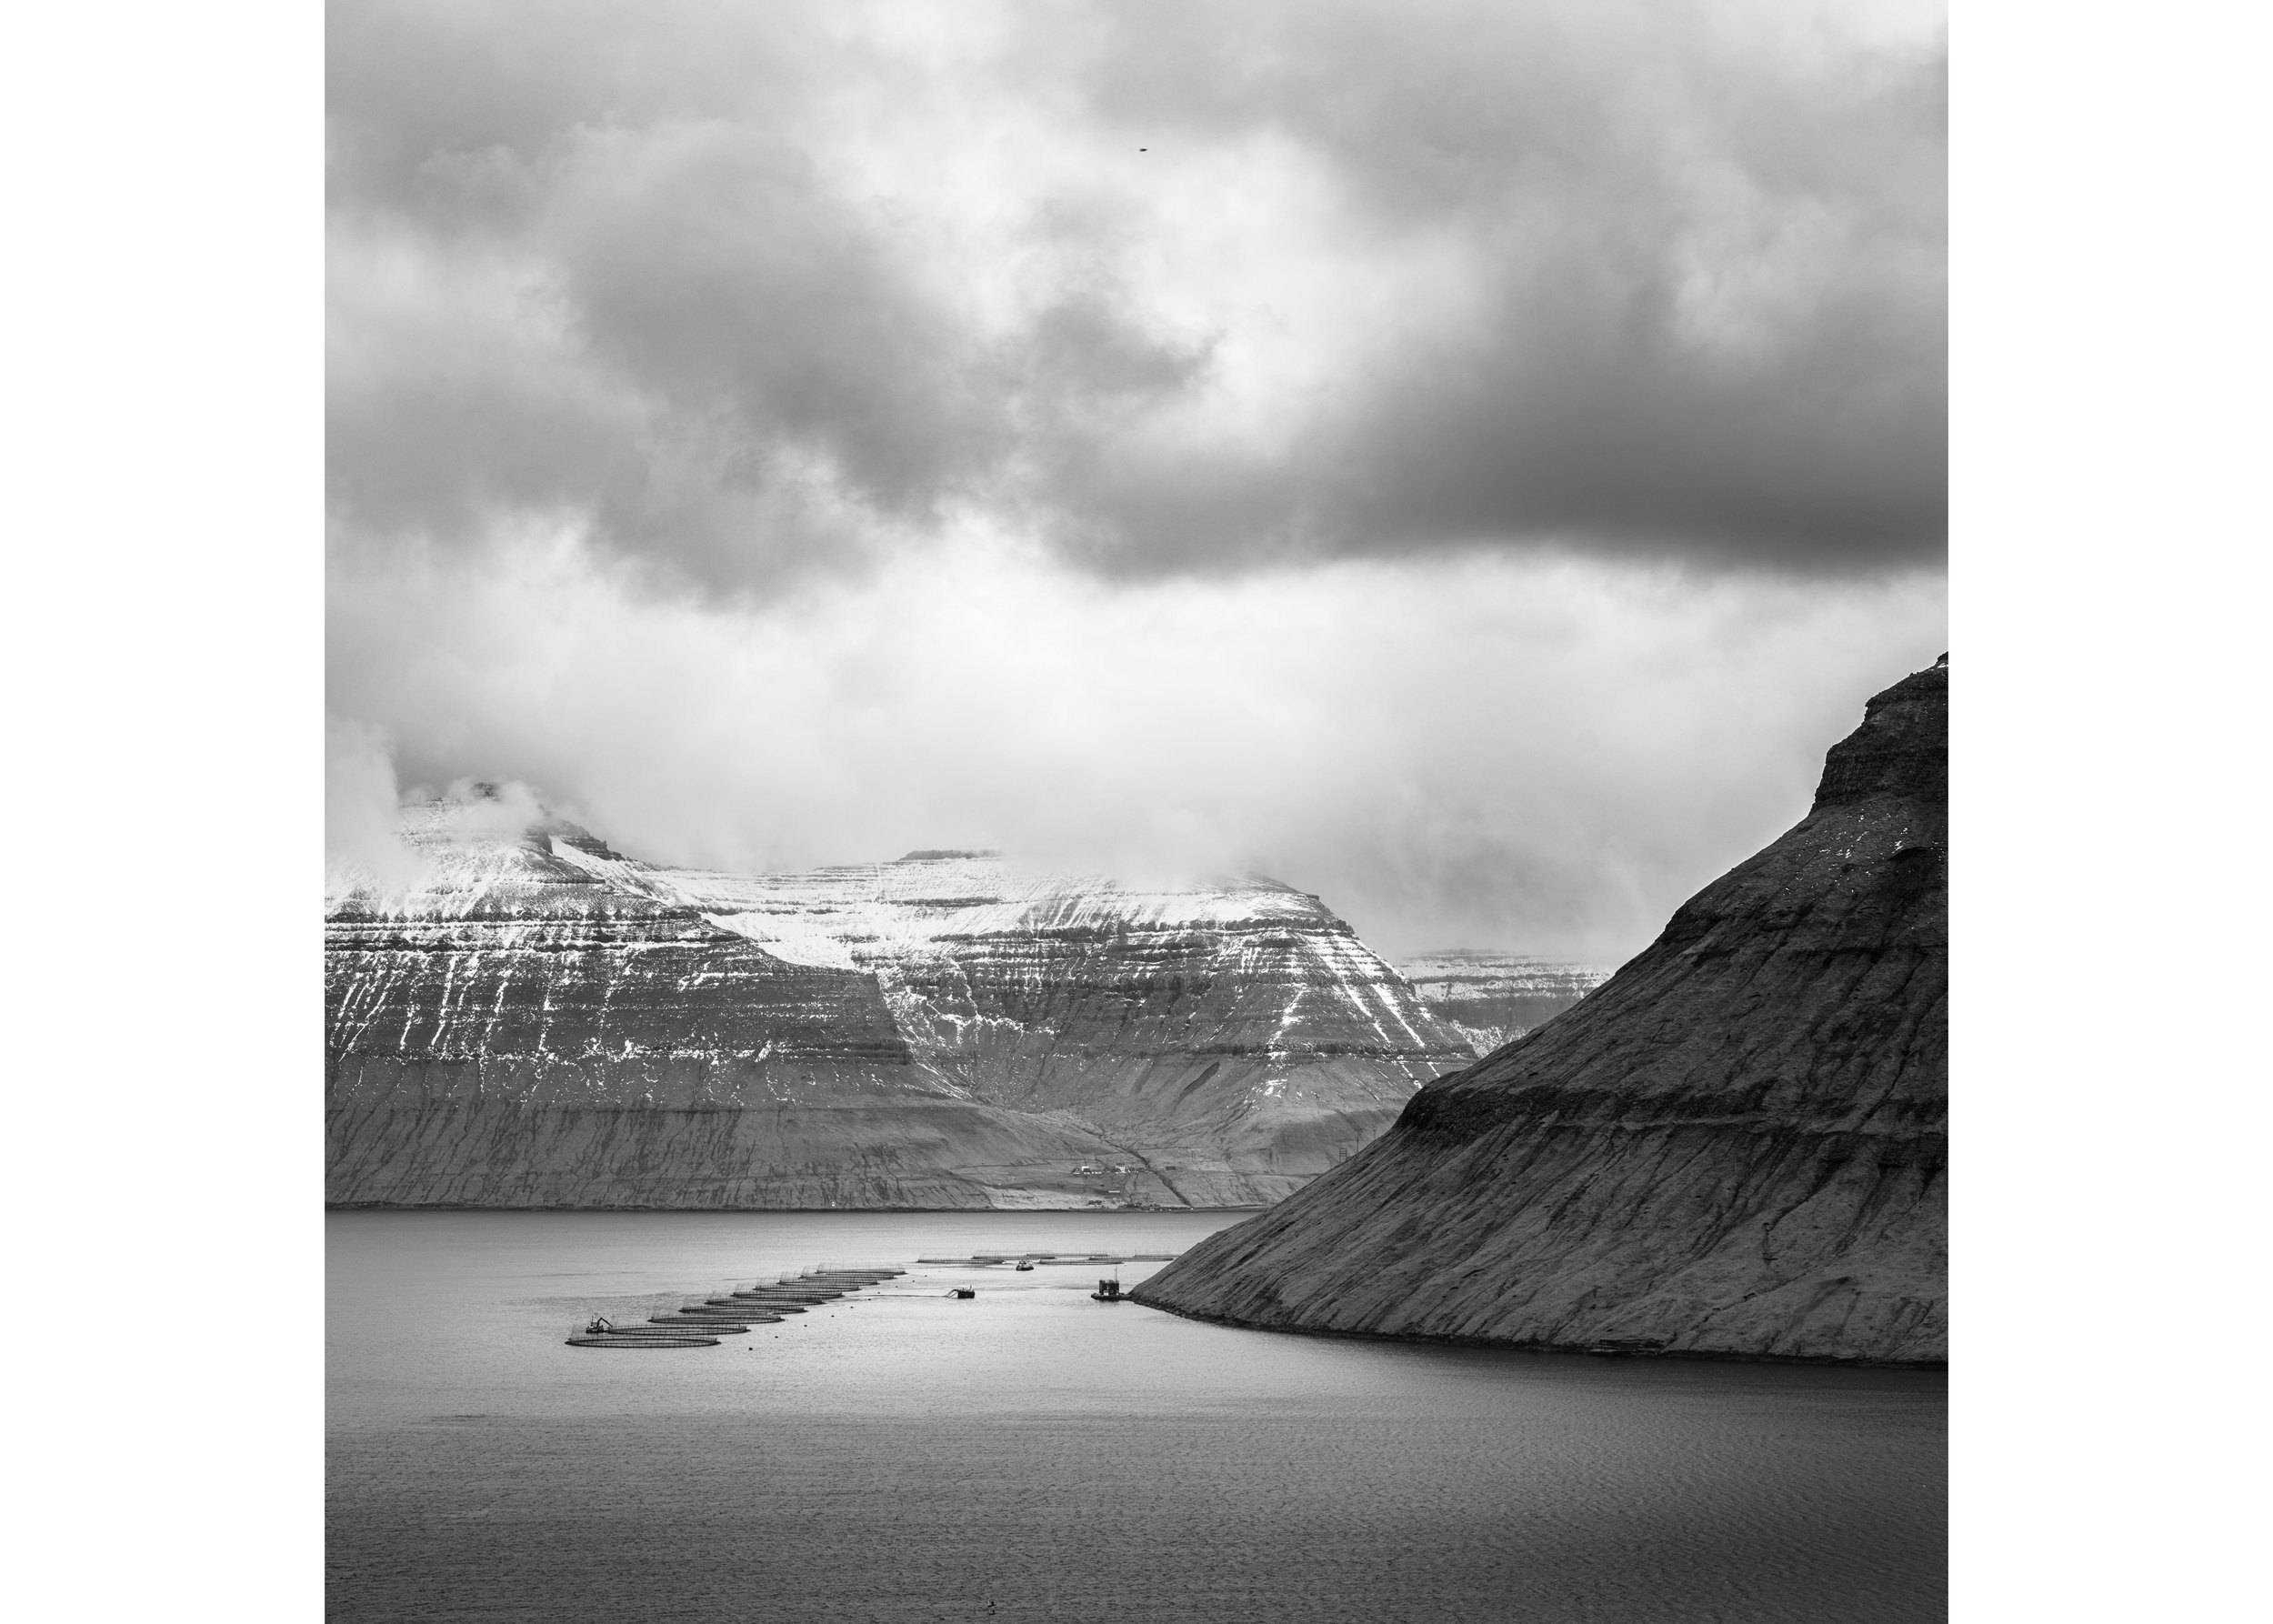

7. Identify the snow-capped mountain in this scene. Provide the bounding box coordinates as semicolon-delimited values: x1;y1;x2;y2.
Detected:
1395;953;1612;1056
327;794;1477;1208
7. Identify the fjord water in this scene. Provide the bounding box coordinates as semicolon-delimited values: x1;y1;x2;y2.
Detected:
329;1212;1944;1623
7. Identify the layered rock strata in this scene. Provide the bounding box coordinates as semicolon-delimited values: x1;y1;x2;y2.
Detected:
1397;953;1611;1056
327;807;1476;1208
1133;657;1948;1364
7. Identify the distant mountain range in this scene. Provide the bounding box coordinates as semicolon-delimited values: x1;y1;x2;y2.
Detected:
1397;953;1613;1056
326;804;1599;1209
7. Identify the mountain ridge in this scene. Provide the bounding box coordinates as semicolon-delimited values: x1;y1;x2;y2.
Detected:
1396;951;1612;1057
1129;657;1948;1363
326;807;1479;1208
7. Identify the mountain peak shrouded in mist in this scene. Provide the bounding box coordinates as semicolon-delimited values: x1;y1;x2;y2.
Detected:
325;562;1949;970
332;779;1304;927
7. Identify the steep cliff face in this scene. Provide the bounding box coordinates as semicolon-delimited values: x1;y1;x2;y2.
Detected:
1133;658;1948;1364
327;806;1475;1208
1397;953;1611;1056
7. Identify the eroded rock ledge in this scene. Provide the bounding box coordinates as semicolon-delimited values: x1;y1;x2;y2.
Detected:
1131;657;1948;1364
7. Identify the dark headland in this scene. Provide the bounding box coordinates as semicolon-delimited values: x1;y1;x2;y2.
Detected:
1133;657;1948;1365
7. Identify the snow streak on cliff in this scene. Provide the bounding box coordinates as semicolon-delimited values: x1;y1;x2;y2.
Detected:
1396;953;1612;1056
326;808;1477;1209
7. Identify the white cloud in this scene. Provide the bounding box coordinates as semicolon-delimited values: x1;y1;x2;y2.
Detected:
324;715;428;900
328;528;1945;962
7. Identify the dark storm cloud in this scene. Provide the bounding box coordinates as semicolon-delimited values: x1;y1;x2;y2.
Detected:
328;0;1945;590
1054;0;1946;569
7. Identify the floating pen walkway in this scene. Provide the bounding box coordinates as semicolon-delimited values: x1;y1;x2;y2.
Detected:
564;1267;906;1348
561;1257;1181;1348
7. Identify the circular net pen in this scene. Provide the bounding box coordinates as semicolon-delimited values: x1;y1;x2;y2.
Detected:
575;1322;747;1339
735;1285;846;1296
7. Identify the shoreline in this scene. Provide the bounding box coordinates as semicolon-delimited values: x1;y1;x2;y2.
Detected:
1126;1293;1949;1372
324;1201;1269;1215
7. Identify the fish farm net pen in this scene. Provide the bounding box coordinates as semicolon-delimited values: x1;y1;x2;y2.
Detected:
582;1327;748;1338
566;1321;721;1346
628;1321;752;1334
656;1309;781;1320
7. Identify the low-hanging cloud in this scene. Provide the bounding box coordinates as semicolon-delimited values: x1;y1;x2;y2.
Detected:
325;716;580;899
327;531;1946;964
325;714;428;899
328;0;1945;592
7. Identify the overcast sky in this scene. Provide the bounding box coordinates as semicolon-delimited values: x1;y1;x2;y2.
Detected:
326;0;1946;965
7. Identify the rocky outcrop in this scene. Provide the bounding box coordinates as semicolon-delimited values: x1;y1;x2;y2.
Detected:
1133;657;1948;1364
326;804;1476;1208
1397;953;1610;1056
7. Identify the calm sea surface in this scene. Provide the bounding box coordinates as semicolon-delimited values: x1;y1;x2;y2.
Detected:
329;1211;1945;1623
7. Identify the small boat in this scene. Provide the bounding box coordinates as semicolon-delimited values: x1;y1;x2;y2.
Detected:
1014;1260;1035;1272
947;1287;976;1299
1090;1278;1123;1303
567;1316;719;1348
